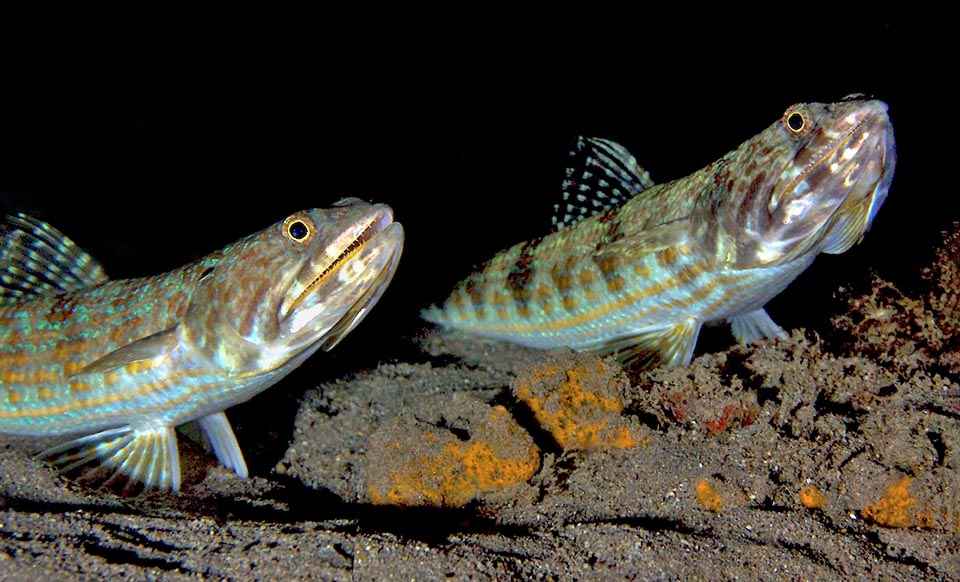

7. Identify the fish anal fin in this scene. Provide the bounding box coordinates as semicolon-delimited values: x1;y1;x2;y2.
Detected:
40;424;181;492
601;319;701;369
196;411;249;478
73;326;180;378
728;308;788;345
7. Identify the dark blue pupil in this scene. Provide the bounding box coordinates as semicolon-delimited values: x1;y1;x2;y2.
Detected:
289;221;309;240
787;113;804;131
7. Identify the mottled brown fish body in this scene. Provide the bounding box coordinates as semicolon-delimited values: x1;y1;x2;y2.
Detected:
0;199;404;490
425;99;896;367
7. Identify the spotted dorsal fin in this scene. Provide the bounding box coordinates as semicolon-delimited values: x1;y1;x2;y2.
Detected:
552;137;655;230
0;213;108;304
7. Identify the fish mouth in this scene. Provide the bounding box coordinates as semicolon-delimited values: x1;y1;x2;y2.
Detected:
280;208;395;320
815;103;896;254
752;100;895;266
315;242;402;351
278;207;404;348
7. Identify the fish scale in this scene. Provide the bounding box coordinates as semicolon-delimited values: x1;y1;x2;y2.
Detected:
424;98;896;367
0;199;403;491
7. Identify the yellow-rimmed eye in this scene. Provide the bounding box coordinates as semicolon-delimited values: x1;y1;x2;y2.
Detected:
282;214;315;243
785;111;805;133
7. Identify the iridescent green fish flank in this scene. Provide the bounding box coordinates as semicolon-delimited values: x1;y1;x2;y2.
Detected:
0;198;404;491
424;98;896;367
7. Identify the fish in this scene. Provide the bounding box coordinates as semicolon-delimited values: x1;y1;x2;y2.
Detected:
0;198;403;491
423;97;896;368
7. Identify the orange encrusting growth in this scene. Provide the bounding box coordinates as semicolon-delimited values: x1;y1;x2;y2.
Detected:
513;357;644;450
860;476;940;529
695;479;724;513
799;484;828;510
365;398;541;508
861;476;915;527
368;439;540;507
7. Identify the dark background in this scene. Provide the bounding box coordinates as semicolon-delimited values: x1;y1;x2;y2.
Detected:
0;5;950;367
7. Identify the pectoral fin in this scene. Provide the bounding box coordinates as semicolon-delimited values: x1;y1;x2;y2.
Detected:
40;424;181;492
73;325;180;377
593;219;691;265
820;197;872;255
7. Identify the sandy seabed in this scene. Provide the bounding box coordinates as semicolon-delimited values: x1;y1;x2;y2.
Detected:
1;226;959;582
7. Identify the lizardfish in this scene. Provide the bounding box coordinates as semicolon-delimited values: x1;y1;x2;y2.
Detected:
423;97;895;367
0;198;403;491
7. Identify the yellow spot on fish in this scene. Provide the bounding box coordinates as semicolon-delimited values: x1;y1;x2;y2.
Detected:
596;256;619;276
555;275;573;292
28;369;59;384
69;381;91;393
657;247;679;268
606;275;626;293
6;390;23;404
1;371;25;384
36;387;54;400
578;269;597;287
533;283;553;301
63;360;88;376
124;360;156;375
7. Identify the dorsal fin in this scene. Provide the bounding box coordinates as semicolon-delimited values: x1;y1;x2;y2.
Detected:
552;137;655;230
0;213;108;304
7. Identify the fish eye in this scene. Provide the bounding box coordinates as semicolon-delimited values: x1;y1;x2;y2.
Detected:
282;215;315;243
786;112;805;133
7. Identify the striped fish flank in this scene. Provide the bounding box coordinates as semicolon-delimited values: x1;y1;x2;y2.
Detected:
424;98;896;367
0;199;403;491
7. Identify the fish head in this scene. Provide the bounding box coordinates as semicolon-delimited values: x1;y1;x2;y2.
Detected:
186;198;404;373
706;97;896;268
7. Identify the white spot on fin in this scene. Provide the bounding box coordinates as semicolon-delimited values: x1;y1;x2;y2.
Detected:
0;213;108;304
552;136;656;230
